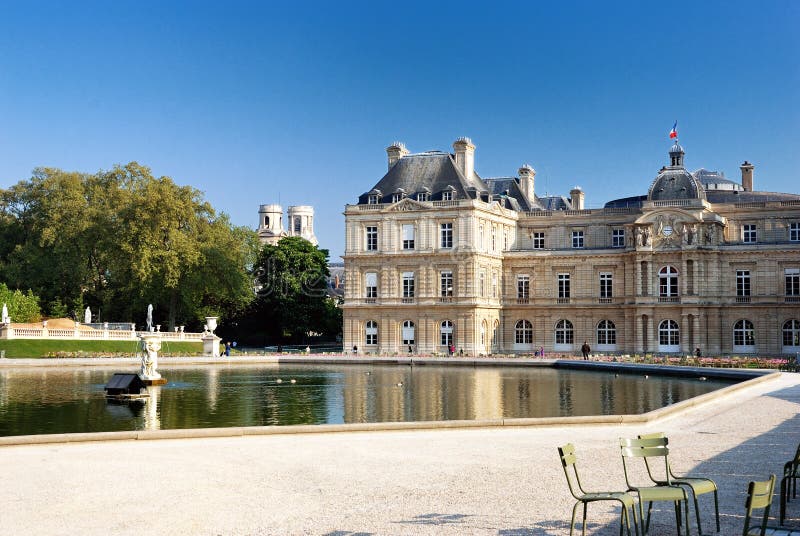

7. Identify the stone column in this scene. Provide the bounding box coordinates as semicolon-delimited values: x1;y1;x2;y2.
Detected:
680;313;690;354
693;314;701;355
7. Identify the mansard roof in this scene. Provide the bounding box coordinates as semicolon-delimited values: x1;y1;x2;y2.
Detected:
484;177;537;211
358;152;486;204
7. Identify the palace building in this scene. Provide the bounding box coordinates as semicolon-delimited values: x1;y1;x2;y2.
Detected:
342;137;800;356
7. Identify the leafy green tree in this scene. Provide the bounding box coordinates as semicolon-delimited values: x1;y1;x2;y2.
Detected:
0;283;41;322
0;163;257;329
250;237;336;343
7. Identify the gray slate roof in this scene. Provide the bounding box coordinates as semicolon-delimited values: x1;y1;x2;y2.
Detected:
358;152;485;204
484;177;537;211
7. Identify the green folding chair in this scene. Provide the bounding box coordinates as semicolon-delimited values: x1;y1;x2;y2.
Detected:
742;474;800;535
639;432;720;534
620;437;689;536
781;443;800;524
558;443;639;536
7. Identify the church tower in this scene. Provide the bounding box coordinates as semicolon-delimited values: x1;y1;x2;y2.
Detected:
257;204;286;245
287;205;318;246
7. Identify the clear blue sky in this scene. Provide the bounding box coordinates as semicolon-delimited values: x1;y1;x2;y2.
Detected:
1;1;798;259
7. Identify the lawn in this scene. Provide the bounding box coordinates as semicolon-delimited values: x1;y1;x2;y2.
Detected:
0;339;202;358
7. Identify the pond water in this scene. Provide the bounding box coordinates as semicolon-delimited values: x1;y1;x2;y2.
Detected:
0;364;736;436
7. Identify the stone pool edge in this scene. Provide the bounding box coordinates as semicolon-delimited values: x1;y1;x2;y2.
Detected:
0;360;779;447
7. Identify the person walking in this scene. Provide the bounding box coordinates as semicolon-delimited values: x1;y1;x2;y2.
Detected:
581;341;590;360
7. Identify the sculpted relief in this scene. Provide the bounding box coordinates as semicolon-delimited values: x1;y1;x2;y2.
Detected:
635;211;720;249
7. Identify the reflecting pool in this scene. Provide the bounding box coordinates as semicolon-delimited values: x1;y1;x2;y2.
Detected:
0;364;736;436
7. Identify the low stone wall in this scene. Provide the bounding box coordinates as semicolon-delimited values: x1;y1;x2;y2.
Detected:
0;324;204;341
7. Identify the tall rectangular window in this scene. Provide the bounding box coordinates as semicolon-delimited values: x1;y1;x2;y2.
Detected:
612;228;625;248
503;229;509;250
517;275;530;300
440;271;453;297
572;230;584;249
787;268;800;296
600;272;613;298
440;222;453;249
491;272;498;298
736;270;751;297
532;232;545;249
401;224;415;250
479;271;486;297
790;223;800;242
558;273;570;298
479;224;484;251
365;226;378;251
402;272;415;298
365;272;378;299
743;224;757;243
491;225;497;251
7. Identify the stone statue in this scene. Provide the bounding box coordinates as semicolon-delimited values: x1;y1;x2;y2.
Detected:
146;304;153;332
704;225;715;245
638;226;651;246
139;335;162;380
682;223;696;245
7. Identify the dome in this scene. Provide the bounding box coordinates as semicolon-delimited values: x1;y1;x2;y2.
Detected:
647;168;706;202
669;141;684;155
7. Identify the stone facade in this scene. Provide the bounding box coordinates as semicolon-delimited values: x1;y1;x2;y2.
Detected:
343;137;800;356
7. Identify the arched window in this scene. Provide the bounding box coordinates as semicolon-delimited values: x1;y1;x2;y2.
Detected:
402;320;415;346
597;320;617;346
493;320;501;351
515;320;533;344
555;320;574;345
440;320;454;346
365;321;378;345
265;216;270;227
783;320;800;348
658;319;680;351
659;266;679;298
733;319;755;348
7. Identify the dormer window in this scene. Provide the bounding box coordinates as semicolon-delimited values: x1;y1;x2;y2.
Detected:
417;192;430;202
368;194;379;205
392;193;402;203
442;190;453;201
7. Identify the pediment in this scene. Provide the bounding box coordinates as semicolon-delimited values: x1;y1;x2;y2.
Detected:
387;198;428;212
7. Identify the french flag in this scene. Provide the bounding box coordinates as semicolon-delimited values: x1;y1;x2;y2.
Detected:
669;121;678;139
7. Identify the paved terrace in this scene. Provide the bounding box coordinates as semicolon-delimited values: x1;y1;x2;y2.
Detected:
0;365;798;535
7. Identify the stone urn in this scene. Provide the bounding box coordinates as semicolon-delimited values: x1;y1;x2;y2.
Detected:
205;316;218;334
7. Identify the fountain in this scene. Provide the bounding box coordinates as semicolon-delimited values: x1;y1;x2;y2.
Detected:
138;332;167;385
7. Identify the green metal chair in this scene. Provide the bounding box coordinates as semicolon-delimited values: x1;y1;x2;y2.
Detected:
619;437;689;536
558;443;639;536
742;474;800;535
638;432;720;534
781;442;800;524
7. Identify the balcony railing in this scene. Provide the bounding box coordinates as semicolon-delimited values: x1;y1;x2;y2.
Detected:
439;297;453;303
736;296;751;303
401;298;415;304
364;298;377;304
786;296;800;303
517;297;530;304
658;297;680;303
598;297;613;304
557;297;570;304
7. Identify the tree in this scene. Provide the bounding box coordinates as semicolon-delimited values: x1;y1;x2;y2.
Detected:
0;283;41;323
0;163;258;328
250;237;336;343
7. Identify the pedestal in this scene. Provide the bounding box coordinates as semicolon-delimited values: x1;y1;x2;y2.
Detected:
203;334;222;357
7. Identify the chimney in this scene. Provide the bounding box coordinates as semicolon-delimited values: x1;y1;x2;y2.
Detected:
386;142;409;170
740;161;754;192
570;186;585;210
518;164;536;201
453;137;476;181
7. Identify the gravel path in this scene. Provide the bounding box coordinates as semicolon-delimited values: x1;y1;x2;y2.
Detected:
1;373;799;535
